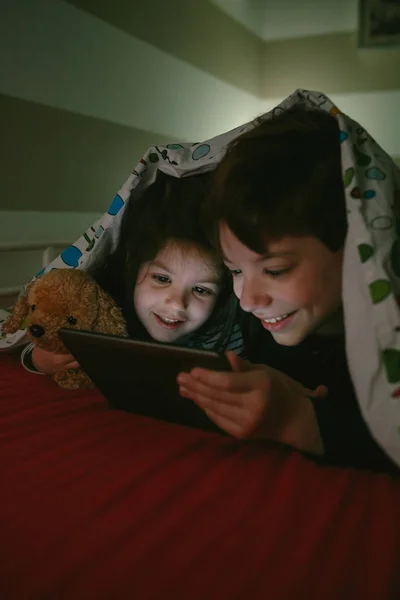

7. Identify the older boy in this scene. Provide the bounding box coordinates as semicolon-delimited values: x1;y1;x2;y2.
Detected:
178;107;398;475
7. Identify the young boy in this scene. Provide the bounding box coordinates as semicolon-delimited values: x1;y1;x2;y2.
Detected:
177;107;399;475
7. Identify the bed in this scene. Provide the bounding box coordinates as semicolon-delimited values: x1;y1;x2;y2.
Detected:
1;352;400;600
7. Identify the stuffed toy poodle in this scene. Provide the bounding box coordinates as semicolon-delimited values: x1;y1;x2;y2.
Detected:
2;269;127;389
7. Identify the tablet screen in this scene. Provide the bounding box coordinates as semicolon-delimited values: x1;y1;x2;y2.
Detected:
60;328;231;433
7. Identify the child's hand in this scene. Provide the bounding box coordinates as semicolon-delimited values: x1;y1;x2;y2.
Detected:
177;351;327;455
32;346;80;374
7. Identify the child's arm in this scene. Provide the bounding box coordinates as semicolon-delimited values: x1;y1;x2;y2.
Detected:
177;353;400;475
21;343;44;374
177;352;326;455
21;345;80;374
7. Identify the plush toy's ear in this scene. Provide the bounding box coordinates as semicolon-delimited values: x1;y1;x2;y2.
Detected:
94;286;126;336
1;282;33;335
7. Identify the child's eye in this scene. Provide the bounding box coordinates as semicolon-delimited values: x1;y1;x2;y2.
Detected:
229;269;242;277
263;268;291;278
193;286;212;296
152;274;170;284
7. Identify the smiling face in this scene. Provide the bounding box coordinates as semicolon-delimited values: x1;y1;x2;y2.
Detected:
133;241;222;343
219;223;344;346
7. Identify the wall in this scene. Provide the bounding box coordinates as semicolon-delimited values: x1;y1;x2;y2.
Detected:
262;32;400;163
1;0;399;298
0;0;265;296
0;0;265;214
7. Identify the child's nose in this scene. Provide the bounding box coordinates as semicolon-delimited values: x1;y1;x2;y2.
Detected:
165;289;188;312
239;279;272;313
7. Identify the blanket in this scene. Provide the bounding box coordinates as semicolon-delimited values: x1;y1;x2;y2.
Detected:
2;89;400;466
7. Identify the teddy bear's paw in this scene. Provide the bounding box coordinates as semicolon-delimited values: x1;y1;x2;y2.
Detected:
53;369;95;390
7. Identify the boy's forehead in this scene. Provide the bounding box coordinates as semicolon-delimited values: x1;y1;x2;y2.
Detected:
263;235;325;257
220;223;302;260
258;246;297;260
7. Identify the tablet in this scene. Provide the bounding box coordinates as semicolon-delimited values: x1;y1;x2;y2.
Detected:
59;328;231;433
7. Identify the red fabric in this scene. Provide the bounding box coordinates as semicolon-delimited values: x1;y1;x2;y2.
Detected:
1;353;400;600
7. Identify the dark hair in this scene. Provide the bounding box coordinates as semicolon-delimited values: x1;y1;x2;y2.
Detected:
203;107;347;254
90;170;237;350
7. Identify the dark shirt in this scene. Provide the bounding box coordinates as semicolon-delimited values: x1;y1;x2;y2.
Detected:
248;327;399;475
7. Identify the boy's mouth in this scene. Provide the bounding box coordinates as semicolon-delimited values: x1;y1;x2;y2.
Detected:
260;311;295;324
254;310;297;332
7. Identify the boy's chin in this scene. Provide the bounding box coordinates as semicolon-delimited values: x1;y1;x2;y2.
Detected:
270;329;307;347
268;317;310;347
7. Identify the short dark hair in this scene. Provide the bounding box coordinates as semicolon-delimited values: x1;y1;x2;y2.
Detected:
204;107;347;253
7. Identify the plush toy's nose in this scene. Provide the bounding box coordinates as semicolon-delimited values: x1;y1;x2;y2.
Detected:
29;324;45;338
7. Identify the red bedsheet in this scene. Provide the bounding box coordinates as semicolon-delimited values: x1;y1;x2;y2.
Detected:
1;353;400;600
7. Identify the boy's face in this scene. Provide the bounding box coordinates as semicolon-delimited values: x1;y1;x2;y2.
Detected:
134;242;221;343
219;223;344;346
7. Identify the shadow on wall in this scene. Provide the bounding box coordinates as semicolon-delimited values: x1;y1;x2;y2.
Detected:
0;94;176;213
